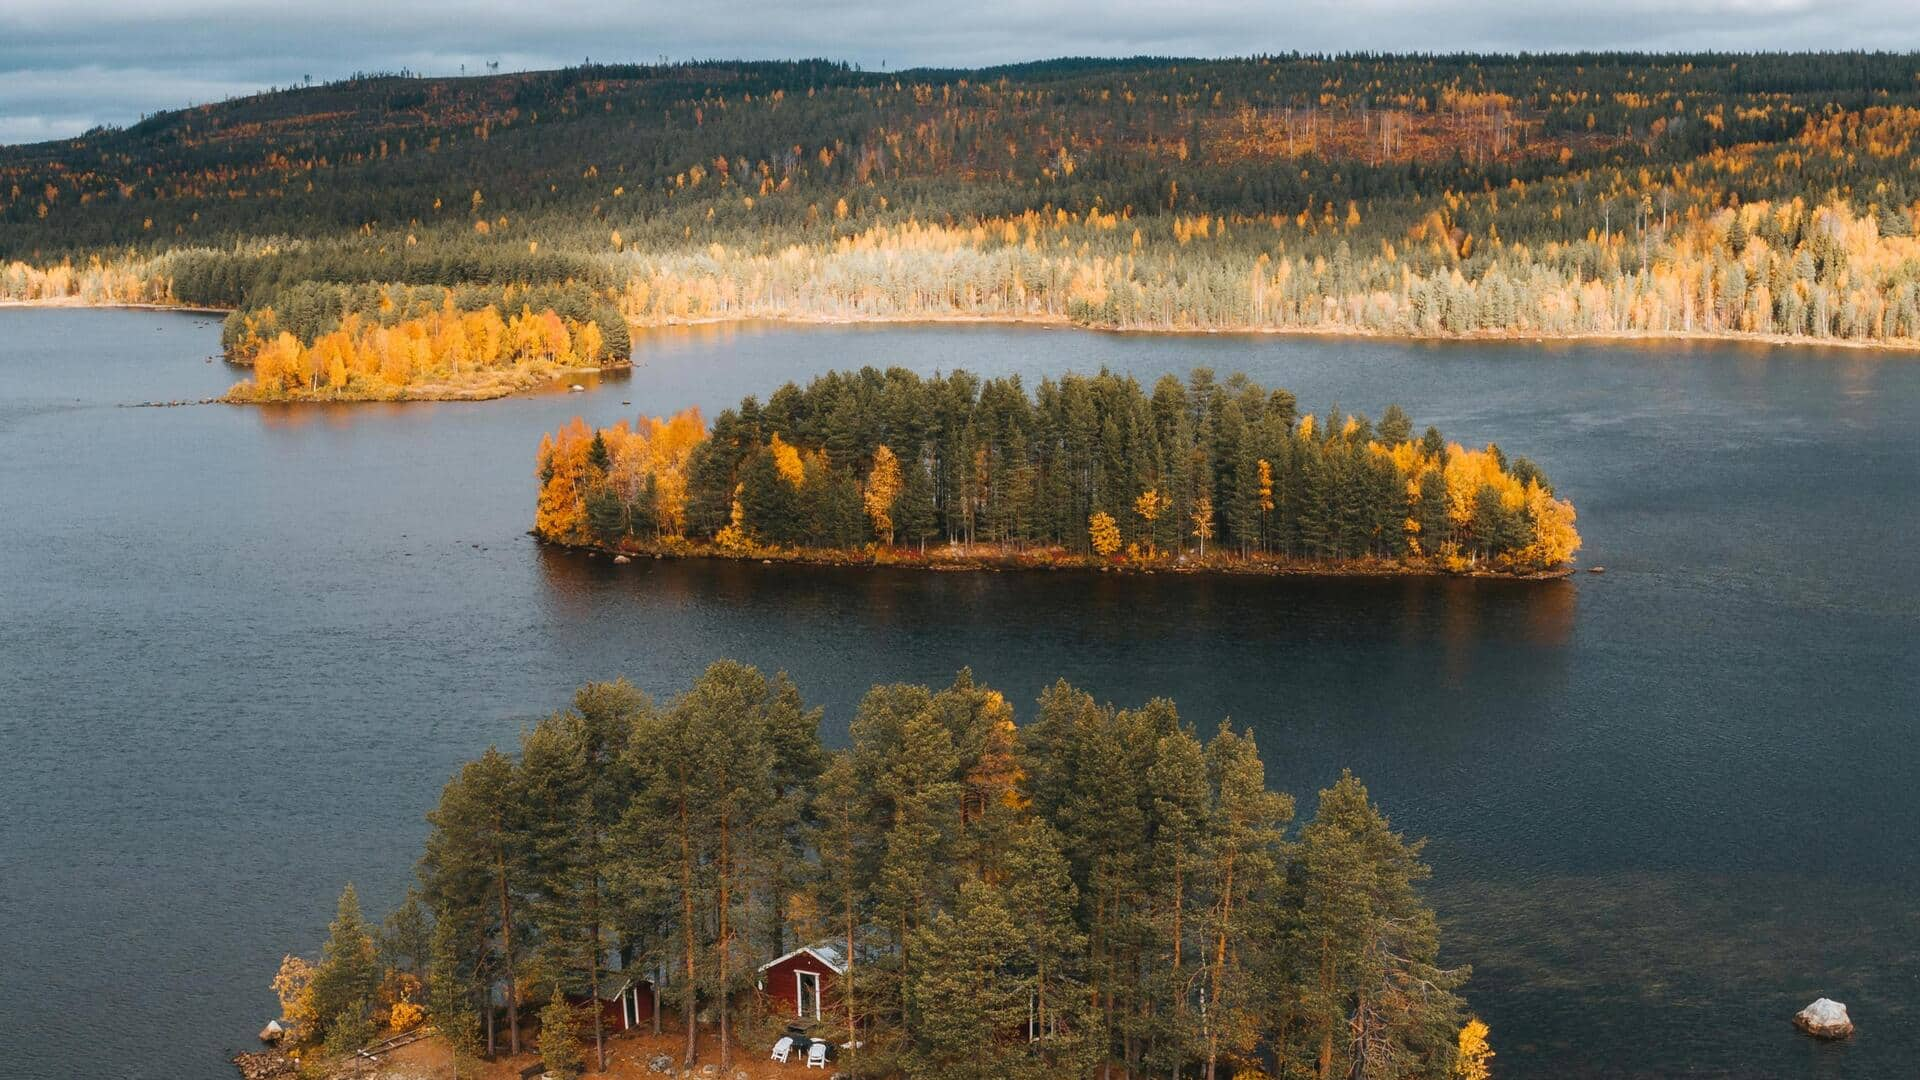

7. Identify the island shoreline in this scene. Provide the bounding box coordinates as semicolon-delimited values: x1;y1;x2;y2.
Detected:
539;535;1577;582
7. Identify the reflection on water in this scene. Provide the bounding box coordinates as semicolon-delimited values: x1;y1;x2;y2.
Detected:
536;547;1579;677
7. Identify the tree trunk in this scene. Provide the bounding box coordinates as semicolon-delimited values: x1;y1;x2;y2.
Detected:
717;814;732;1068
845;890;858;1073
589;920;605;1071
680;795;698;1068
497;848;520;1056
1171;855;1183;1080
1317;935;1333;1080
1204;850;1234;1080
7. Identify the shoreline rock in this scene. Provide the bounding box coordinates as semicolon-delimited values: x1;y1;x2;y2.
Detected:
1794;998;1854;1039
233;1049;296;1080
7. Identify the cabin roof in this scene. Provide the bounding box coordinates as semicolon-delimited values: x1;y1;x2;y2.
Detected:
757;942;846;975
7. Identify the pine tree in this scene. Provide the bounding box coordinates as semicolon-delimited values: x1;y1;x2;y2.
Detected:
379;888;432;979
907;881;1048;1080
1198;725;1291;1080
621;661;782;1068
1280;771;1466;1080
421;747;529;1056
427;919;484;1080
812;752;875;1068
1144;727;1210;1078
309;883;382;1051
522;680;649;1072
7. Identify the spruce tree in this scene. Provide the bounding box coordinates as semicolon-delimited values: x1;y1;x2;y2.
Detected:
309;883;381;1051
538;990;584;1080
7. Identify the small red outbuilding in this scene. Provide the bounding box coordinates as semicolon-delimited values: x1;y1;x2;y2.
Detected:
568;973;657;1033
756;943;845;1023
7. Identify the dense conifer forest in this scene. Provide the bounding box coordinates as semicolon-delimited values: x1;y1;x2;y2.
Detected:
5;53;1920;357
272;665;1484;1080
533;367;1579;574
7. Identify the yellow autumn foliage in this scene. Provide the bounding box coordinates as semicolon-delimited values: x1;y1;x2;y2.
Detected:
1089;510;1122;557
769;433;807;487
1454;1018;1493;1080
864;444;904;543
232;301;612;401
388;1001;425;1032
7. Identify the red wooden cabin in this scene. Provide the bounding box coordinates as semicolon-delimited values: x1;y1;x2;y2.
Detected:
756;943;845;1024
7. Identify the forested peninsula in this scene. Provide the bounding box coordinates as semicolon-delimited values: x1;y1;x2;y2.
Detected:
257;664;1492;1080
7;53;1920;386
532;367;1580;576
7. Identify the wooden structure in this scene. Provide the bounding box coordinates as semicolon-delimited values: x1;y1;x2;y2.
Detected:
756;944;845;1023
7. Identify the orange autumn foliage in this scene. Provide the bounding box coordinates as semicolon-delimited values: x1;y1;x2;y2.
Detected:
231;300;610;401
603;407;706;535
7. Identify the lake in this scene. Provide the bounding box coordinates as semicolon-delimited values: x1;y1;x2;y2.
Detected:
1;309;1915;1078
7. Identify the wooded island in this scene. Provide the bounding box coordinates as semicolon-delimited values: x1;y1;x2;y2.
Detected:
262;665;1492;1080
533;367;1580;575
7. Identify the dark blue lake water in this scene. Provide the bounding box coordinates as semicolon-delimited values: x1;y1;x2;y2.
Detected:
1;309;1915;1078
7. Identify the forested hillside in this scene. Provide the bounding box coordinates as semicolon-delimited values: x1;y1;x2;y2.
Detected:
6;54;1920;348
533;367;1580;575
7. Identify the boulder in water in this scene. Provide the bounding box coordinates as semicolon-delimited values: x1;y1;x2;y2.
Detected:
613;554;631;564
258;1020;284;1043
1794;998;1853;1039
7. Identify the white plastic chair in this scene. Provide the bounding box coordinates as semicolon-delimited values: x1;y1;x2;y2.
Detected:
771;1036;794;1063
806;1040;828;1069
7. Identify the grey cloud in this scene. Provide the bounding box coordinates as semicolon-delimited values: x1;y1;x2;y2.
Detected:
2;0;1916;144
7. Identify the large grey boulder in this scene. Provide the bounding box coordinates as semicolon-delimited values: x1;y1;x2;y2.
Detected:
1794;998;1854;1039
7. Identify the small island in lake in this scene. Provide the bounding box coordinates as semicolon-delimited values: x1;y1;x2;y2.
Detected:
220;282;631;402
534;367;1580;576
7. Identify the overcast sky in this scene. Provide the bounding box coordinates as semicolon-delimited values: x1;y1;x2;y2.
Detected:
3;0;1916;145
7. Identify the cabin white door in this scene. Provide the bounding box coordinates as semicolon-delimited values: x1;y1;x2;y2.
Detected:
796;970;820;1020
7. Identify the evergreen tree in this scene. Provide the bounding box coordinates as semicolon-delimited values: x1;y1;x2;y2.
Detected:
379;888;432;979
907;881;1049;1080
1278;772;1465;1080
421;747;530;1056
427;919;484;1080
309;883;382;1050
522;680;649;1072
538;990;584;1080
1143;727;1211;1077
1198;725;1291;1080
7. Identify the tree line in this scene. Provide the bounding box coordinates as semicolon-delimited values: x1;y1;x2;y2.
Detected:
277;663;1489;1080
535;367;1579;574
7;55;1920;355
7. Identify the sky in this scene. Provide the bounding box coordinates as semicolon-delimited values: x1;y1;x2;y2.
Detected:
2;0;1916;145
